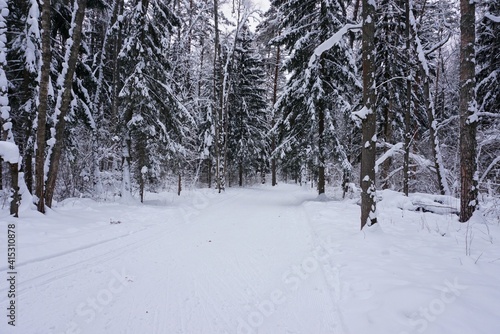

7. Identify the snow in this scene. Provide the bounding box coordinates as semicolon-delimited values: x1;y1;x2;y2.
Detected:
0;141;19;163
485;13;500;23
309;24;361;68
1;184;500;334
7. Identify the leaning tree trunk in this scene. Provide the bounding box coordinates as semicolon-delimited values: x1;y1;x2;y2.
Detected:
45;0;88;207
360;0;378;229
459;0;478;222
35;0;52;213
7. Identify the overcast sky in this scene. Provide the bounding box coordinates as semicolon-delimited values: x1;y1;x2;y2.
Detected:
252;0;270;11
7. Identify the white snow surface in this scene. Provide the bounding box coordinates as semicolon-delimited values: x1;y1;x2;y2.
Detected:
1;184;499;334
0;141;19;163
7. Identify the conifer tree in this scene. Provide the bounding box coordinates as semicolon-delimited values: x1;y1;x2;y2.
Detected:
272;0;358;195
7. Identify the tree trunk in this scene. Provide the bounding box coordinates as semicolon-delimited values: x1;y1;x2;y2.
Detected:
403;0;412;196
271;44;280;187
10;163;19;217
426;58;449;195
213;0;224;193
25;152;33;194
459;0;478;222
238;162;243;186
380;99;393;189
318;105;325;195
111;0;124;124
35;0;52;213
45;0;88;207
360;0;377;229
207;158;212;188
178;172;182;196
261;160;266;184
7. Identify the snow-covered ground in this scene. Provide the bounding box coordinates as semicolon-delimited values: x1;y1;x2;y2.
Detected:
1;184;499;334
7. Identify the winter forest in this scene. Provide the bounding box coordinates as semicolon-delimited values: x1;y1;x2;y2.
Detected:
1;0;500;333
0;0;497;225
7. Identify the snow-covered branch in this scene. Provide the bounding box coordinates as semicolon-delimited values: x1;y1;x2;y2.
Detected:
485;13;500;23
308;23;361;67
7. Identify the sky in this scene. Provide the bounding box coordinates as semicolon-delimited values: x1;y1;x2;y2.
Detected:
252;0;270;11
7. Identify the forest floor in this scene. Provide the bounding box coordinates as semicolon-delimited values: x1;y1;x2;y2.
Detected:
1;183;500;334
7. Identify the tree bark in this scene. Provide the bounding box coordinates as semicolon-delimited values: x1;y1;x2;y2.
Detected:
318;103;325;195
360;0;377;229
178;172;182;196
380;99;393;189
213;0;224;193
426;61;448;195
403;0;412;196
459;0;478;222
35;0;52;213
271;44;280;187
10;162;19;217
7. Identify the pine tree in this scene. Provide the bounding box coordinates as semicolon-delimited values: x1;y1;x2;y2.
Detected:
227;24;269;186
272;0;358;195
476;0;500;194
118;0;193;200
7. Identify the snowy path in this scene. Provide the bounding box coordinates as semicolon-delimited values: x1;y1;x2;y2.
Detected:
1;184;500;334
0;185;341;334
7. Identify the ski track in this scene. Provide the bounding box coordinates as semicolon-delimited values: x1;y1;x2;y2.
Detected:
0;185;350;334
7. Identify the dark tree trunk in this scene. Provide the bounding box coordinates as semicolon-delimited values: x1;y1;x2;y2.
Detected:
213;0;224;193
318;105;325;195
360;0;377;229
207;158;212;188
10;163;20;217
271;44;280;187
403;0;412;196
238;162;243;186
380;99;393;189
35;0;52;213
178;172;182;196
459;0;478;222
25;152;33;194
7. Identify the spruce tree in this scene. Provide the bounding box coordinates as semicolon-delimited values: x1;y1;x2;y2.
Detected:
272;0;358;195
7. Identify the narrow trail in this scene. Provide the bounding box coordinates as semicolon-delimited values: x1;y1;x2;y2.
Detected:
1;185;347;334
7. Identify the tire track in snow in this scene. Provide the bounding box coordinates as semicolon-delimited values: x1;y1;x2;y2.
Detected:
295;197;349;334
0;219;179;298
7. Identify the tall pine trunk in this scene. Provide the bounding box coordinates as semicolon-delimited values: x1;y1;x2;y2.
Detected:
318;103;325;195
271;44;280;187
360;0;377;229
403;0;412;196
35;0;52;213
459;0;478;222
213;0;224;193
